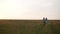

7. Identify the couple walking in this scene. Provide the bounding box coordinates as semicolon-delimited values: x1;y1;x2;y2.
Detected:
43;17;48;25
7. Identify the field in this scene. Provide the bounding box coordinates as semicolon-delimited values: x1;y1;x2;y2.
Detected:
0;20;60;34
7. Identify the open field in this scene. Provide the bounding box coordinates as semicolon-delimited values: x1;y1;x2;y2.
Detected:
0;20;60;34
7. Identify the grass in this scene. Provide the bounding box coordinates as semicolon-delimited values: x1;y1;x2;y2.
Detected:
0;20;60;34
0;20;44;34
0;24;12;34
17;21;44;34
49;22;60;34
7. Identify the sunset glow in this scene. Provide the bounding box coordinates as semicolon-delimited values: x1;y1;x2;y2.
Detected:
0;0;60;20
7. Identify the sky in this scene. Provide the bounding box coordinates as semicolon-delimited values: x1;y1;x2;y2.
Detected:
0;0;60;20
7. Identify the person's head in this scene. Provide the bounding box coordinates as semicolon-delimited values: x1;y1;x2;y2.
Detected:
46;17;48;20
43;17;45;18
43;17;45;20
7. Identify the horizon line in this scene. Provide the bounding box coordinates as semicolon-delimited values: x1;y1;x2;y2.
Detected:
0;19;60;20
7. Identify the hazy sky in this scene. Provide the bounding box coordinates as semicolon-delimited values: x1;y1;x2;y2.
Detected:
0;0;60;19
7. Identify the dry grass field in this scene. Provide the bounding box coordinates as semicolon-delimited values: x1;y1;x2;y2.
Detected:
0;20;60;34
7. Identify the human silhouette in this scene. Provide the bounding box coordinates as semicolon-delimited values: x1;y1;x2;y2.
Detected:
43;17;48;25
43;17;45;25
45;17;48;23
